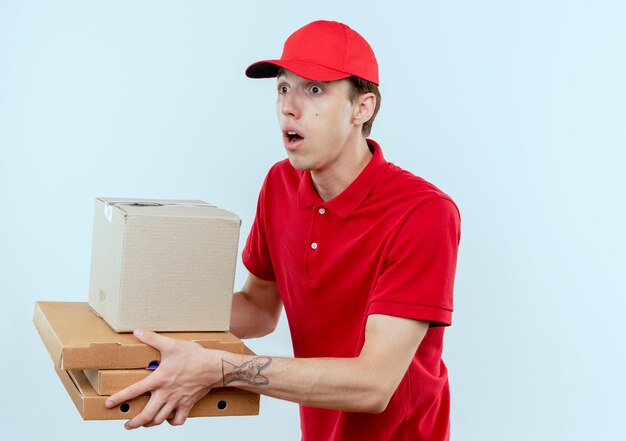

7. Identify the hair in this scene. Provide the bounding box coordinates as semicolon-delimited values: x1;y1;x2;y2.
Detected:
348;76;381;137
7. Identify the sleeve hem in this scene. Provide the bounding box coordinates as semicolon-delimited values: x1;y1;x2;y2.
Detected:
368;300;452;327
242;255;276;282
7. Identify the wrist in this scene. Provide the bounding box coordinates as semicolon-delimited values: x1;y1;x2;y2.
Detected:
201;349;237;388
221;354;273;387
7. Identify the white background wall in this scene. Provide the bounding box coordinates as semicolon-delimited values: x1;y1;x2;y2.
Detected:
1;1;625;439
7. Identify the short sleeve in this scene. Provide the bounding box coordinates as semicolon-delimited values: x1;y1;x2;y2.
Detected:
368;197;461;326
242;175;276;281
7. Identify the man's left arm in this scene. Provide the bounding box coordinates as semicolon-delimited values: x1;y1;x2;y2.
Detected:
106;313;428;429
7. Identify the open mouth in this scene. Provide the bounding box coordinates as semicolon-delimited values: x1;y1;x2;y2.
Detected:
286;130;303;143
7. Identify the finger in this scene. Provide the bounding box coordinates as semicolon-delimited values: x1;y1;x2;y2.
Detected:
133;328;170;352
152;401;177;426
168;404;191;426
105;375;156;408
142;401;174;429
124;393;169;430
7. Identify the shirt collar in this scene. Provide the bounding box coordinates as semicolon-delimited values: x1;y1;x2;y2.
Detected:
297;139;389;219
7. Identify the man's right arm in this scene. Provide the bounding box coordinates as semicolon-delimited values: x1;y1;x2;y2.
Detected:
229;272;282;339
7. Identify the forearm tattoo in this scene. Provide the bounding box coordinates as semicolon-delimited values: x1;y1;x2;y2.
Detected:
222;357;272;386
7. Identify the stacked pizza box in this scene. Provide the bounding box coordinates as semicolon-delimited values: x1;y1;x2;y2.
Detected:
33;198;259;420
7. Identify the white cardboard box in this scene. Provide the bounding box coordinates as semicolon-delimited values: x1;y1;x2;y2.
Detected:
88;197;241;332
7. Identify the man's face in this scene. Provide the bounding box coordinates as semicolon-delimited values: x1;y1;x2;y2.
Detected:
276;70;359;172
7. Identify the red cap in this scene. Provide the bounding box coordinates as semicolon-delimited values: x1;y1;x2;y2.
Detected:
245;20;379;85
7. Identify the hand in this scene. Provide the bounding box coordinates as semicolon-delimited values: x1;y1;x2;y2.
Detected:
105;329;221;429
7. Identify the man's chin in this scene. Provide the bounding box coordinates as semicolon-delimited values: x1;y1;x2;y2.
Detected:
286;155;312;172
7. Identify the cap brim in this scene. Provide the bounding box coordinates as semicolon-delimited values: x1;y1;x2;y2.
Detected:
245;59;352;82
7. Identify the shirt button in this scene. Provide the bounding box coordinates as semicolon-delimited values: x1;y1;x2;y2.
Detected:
311;242;318;250
318;208;326;215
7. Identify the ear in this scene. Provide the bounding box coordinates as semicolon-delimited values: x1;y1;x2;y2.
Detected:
352;93;376;128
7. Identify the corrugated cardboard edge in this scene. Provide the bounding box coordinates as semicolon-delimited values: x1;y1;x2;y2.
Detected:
33;302;64;368
55;368;259;420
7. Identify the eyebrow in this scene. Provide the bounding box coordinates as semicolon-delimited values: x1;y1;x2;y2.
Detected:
276;75;330;87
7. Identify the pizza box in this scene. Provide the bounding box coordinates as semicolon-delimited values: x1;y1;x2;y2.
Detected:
34;302;244;370
56;368;259;420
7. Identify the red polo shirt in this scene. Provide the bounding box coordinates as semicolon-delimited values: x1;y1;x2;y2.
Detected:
243;140;460;441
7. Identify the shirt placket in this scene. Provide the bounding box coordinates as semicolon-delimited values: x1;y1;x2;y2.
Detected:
304;205;327;287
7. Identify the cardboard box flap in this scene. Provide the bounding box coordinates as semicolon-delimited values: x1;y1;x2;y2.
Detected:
97;197;211;206
57;368;259;420
34;302;244;370
96;197;241;222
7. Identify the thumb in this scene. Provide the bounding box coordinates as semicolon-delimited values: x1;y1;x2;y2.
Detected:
133;328;168;351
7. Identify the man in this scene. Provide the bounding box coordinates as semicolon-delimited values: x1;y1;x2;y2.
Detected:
106;20;461;441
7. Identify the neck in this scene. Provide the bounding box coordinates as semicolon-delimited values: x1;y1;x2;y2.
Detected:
311;137;372;202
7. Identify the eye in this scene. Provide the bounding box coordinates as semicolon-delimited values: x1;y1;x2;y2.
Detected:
278;84;289;94
309;84;323;94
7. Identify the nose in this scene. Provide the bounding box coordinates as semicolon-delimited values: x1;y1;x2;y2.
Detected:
278;90;300;119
